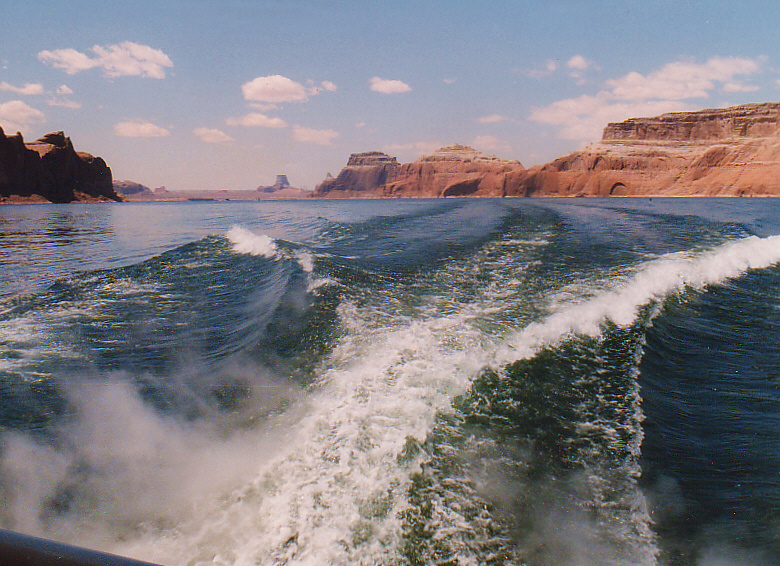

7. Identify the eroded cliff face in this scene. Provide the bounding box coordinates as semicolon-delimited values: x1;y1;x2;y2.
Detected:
0;128;119;203
312;151;400;198
524;102;780;197
313;102;780;199
382;145;525;198
313;145;525;198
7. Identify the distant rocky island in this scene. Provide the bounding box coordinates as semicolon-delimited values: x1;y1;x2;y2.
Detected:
313;101;780;198
0;128;120;203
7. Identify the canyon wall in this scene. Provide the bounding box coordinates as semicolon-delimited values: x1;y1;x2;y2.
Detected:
313;102;780;199
0;128;119;203
313;151;400;198
525;102;780;197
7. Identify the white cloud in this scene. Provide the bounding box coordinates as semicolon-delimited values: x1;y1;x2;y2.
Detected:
524;59;560;79
472;135;513;156
242;75;308;103
531;93;690;142
443;78;457;84
47;98;81;109
567;55;594;71
48;85;80;108
478;114;510;124
38;42;173;78
0;100;45;133
0;82;44;95
369;77;411;94
530;56;764;144
193;127;233;143
606;56;760;101
226;112;287;128
292;125;338;145
114;120;170;137
320;80;337;92
722;82;759;93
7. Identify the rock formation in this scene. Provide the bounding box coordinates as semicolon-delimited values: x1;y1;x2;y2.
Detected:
114;180;152;196
0;128;120;203
313;102;780;199
518;102;780;197
382;144;525;198
312;151;400;197
258;174;292;193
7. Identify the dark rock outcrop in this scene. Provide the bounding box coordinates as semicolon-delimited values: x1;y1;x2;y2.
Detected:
0;128;120;203
312;151;400;197
258;174;292;193
113;180;152;196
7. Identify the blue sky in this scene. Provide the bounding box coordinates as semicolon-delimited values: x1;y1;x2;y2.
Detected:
2;0;780;191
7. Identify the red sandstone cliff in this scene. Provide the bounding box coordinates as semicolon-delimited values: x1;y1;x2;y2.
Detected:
313;151;400;198
519;102;780;197
314;102;780;199
382;145;525;198
0;128;119;203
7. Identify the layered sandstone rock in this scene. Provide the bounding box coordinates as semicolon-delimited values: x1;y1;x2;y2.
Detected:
0;128;120;203
521;102;780;197
314;102;780;199
312;151;400;197
382;145;525;198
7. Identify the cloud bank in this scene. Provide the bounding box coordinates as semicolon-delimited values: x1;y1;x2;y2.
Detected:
0;82;44;95
38;42;173;78
531;56;762;143
0;100;45;133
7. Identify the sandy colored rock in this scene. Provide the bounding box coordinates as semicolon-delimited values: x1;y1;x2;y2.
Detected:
515;102;780;197
382;144;525;198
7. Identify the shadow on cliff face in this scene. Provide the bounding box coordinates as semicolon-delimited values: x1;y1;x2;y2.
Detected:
0;128;120;203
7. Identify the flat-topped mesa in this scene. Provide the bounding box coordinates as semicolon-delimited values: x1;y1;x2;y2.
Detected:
603;102;780;142
312;151;400;198
346;151;400;167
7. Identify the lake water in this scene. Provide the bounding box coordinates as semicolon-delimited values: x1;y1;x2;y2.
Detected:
0;198;779;565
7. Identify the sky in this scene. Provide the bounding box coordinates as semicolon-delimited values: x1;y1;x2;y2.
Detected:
2;0;780;191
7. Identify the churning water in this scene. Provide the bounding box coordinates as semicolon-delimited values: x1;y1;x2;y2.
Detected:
1;198;779;565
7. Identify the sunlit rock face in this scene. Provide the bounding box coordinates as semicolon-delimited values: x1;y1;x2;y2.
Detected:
382;145;526;198
519;102;780;197
0;128;119;203
313;102;780;199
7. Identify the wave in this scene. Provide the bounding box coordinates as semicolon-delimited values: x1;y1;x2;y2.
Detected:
497;234;780;363
2;213;780;565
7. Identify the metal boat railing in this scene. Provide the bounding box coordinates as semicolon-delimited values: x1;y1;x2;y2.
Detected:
0;529;164;566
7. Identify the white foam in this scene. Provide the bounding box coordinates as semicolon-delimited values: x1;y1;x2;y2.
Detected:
497;234;780;363
227;226;279;258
